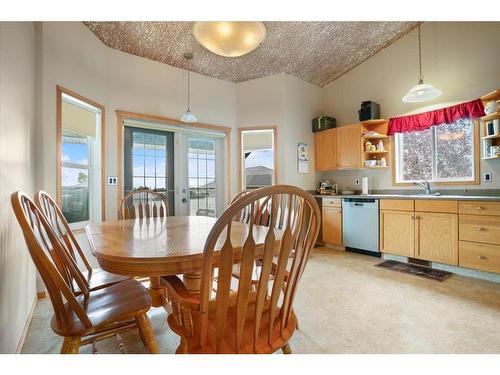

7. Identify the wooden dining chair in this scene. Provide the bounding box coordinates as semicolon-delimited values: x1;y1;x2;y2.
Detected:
119;189;169;220
35;191;130;294
12;191;159;354
162;185;320;354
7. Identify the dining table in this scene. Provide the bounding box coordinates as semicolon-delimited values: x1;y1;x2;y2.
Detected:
85;215;281;308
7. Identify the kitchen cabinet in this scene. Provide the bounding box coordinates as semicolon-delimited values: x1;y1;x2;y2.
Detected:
458;201;500;273
380;199;458;265
321;198;342;246
380;209;415;257
337;124;362;169
314;128;337;171
416;212;458;265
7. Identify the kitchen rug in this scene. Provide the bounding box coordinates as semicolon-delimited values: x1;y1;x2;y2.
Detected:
375;260;452;282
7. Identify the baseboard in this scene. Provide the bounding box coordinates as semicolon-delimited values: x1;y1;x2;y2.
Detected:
15;295;37;354
324;243;345;251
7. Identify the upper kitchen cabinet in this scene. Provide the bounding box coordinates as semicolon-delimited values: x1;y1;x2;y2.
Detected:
315;128;338;171
337;124;362;169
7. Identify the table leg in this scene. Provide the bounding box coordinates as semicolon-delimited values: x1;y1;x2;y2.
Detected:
182;272;201;294
149;276;167;307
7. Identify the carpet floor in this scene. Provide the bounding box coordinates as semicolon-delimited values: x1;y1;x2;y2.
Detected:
21;248;500;354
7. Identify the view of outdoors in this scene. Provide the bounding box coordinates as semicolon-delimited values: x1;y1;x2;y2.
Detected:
188;137;216;216
242;129;274;190
397;118;474;182
131;132;168;191
61;132;90;223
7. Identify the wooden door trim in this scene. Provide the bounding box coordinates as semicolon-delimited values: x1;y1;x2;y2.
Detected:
237;126;278;192
116;110;232;217
56;85;106;221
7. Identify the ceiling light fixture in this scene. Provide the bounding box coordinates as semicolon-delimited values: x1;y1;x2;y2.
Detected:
180;53;198;123
193;22;266;57
402;25;442;103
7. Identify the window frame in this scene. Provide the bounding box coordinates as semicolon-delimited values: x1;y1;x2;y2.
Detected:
56;85;106;225
238;126;278;191
392;118;480;186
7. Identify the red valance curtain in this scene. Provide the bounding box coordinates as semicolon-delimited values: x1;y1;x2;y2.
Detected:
387;99;485;135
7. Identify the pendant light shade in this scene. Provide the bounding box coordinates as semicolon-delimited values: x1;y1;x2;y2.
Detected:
402;80;442;103
180;53;198;123
180;109;197;123
402;25;441;103
193;22;266;57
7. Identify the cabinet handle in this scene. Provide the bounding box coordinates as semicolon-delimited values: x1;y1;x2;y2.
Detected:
476;227;485;231
476;206;483;210
411;215;419;220
477;255;487;260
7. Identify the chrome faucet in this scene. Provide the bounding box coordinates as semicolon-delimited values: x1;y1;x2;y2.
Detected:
414;180;431;195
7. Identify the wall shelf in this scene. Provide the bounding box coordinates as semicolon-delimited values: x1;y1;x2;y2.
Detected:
482;134;500;140
362;134;388;139
482;156;500;160
481;110;500;122
363;150;388;154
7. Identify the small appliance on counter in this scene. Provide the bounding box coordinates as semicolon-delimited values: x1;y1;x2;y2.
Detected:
317;180;339;195
358;101;380;121
312;116;336;132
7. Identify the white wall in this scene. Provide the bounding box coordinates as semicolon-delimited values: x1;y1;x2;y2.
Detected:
37;22;237;219
321;22;500;191
0;22;37;353
236;73;322;190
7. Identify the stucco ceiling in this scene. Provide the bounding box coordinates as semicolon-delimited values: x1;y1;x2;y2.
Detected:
83;21;420;87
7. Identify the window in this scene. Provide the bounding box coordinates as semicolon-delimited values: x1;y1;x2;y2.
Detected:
188;137;217;217
57;87;105;225
395;118;477;183
239;127;277;190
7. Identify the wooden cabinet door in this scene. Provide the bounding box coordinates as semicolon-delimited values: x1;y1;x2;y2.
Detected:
380;210;415;257
416;212;458;265
337;124;361;169
322;206;342;245
315;129;337;171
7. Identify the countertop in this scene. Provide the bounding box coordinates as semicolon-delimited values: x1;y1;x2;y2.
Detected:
312;190;500;202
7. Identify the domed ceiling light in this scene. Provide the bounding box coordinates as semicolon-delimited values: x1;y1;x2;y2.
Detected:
180;53;198;123
402;25;442;103
193;22;266;57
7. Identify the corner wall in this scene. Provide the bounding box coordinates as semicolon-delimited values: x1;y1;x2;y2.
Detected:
0;22;37;353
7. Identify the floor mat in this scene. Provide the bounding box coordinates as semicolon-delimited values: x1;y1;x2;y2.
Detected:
375;260;451;281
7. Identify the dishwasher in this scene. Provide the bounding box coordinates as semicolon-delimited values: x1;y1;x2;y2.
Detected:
342;198;379;253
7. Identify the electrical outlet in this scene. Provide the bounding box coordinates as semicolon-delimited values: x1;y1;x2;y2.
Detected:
107;176;118;186
355;178;360;185
484;172;492;182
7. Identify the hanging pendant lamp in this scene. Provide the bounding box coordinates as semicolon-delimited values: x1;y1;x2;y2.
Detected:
180;53;198;123
402;25;442;103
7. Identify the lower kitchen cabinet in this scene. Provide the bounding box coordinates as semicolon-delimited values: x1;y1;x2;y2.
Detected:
322;205;342;246
459;241;500;274
380;210;415;257
416;212;458;265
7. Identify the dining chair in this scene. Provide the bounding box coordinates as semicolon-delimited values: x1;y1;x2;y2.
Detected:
119;189;169;220
118;189;170;303
162;185;320;353
35;191;130;293
11;191;159;354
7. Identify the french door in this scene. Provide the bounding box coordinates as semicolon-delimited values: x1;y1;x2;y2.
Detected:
123;126;175;214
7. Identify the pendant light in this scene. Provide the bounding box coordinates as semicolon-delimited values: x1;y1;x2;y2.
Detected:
193;22;266;57
402;25;442;103
180;53;198;123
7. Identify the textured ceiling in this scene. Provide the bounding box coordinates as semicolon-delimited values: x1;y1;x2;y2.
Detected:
83;21;420;87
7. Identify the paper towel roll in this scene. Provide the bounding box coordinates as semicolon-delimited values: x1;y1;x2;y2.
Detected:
362;176;369;195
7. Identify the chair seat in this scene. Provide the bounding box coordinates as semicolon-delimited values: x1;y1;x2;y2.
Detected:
51;279;151;337
167;297;297;354
83;267;131;292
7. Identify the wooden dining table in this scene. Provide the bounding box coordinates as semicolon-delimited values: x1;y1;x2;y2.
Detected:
86;215;281;308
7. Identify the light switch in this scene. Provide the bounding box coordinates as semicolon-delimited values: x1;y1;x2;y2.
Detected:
107;176;118;186
484;172;492;182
